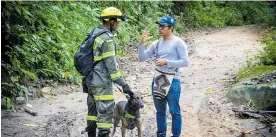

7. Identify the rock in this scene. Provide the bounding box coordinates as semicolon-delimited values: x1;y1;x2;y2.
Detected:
32;89;37;98
26;103;33;108
51;89;57;96
227;82;276;110
225;103;233;108
27;86;37;99
186;42;195;55
28;86;34;93
16;97;26;104
52;82;58;87
41;87;52;93
27;92;33;98
208;98;216;105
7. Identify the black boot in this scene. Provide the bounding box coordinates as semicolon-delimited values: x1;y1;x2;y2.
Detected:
86;122;97;137
88;131;96;137
98;129;110;137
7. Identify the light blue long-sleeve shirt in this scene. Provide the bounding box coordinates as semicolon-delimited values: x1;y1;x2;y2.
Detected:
138;35;189;79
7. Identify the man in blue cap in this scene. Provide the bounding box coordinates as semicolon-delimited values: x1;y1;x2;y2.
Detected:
138;16;189;137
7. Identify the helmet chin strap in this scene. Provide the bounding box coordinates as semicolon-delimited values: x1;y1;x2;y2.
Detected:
110;21;114;33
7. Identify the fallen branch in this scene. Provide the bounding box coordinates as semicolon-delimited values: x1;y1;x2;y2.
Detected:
237;125;276;137
233;109;276;116
244;110;276;115
24;107;38;116
238;125;267;137
233;109;264;119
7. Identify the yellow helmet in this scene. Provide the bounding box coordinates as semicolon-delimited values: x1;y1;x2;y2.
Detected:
100;7;126;22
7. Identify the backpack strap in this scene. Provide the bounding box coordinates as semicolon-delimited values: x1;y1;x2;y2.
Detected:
80;27;97;46
91;28;109;39
155;40;161;60
89;28;109;70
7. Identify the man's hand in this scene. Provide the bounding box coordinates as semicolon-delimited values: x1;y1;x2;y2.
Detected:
140;29;149;44
156;58;167;66
122;84;134;96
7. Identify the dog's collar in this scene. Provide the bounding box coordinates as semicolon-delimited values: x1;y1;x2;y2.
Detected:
124;110;136;119
124;102;140;119
125;113;136;119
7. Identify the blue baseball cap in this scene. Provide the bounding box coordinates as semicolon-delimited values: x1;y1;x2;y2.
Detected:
156;16;176;27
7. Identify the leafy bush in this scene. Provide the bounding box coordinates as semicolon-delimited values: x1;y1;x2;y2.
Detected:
2;2;100;85
170;1;275;28
258;27;276;66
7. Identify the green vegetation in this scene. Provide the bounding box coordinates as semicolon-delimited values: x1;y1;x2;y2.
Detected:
236;27;276;83
1;1;276;106
236;66;276;83
169;1;276;30
259;27;276;66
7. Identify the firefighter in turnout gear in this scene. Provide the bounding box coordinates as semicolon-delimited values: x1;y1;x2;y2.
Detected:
84;7;134;137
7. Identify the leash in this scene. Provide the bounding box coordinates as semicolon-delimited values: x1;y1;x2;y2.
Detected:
113;83;130;98
113;83;123;93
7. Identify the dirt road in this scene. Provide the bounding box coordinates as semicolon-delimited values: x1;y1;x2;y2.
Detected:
1;25;263;137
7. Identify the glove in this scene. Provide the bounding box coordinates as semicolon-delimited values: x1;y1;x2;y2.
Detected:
122;84;134;96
